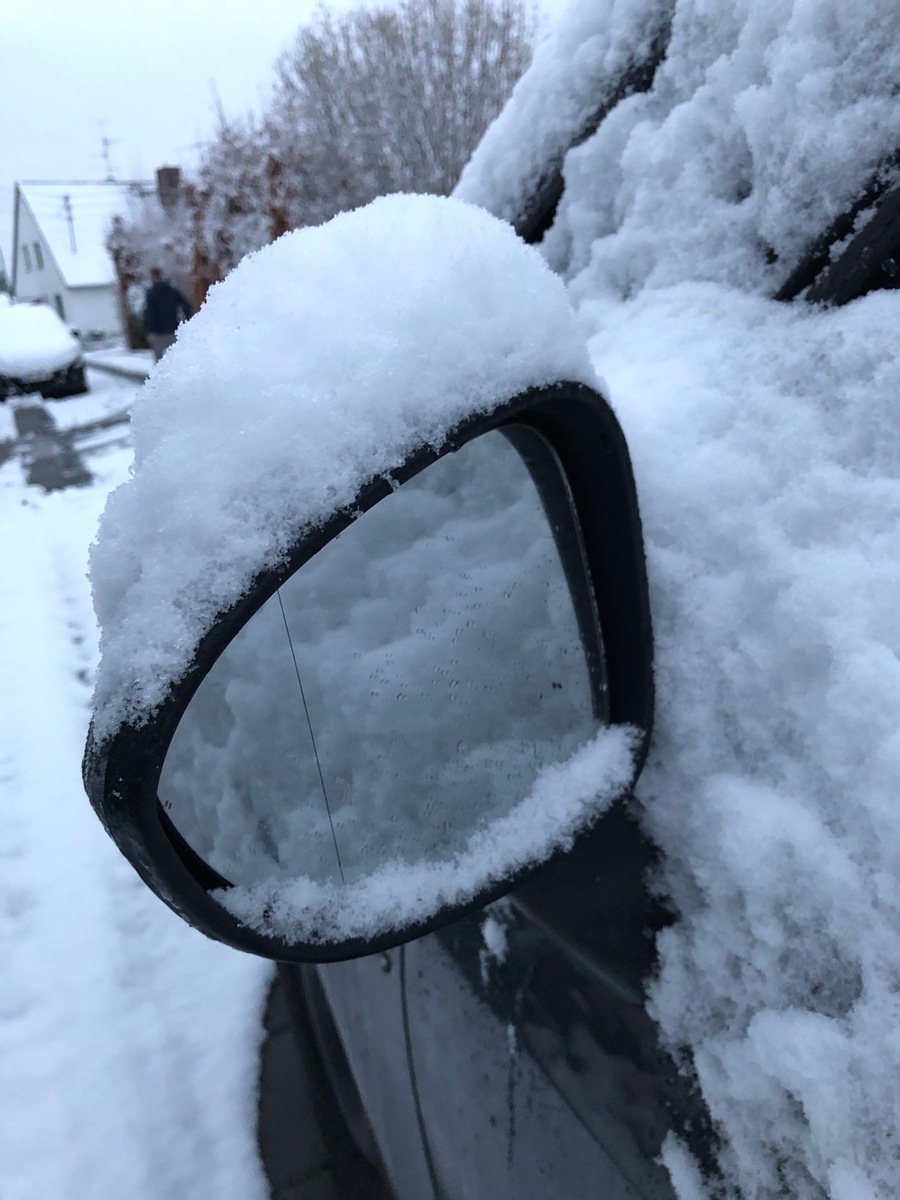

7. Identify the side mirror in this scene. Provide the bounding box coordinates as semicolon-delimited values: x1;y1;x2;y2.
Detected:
81;195;653;962
84;382;652;961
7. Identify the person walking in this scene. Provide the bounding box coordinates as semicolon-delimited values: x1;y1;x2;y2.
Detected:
143;268;193;362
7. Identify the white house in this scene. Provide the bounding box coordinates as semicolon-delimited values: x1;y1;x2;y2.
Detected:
11;180;152;339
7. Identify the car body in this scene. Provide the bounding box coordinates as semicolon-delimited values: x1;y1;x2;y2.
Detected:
0;302;89;401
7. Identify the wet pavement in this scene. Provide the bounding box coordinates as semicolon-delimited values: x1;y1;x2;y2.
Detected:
3;400;131;492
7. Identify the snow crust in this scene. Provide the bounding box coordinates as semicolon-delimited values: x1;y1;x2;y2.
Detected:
90;193;595;741
0;303;81;377
466;2;900;1196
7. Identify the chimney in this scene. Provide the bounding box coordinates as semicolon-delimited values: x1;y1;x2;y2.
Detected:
156;166;182;216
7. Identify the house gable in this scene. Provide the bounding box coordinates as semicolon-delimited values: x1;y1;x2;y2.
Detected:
13;180;152;294
12;187;68;312
12;179;154;336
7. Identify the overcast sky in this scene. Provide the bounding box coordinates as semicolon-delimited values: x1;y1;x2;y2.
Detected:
1;0;564;273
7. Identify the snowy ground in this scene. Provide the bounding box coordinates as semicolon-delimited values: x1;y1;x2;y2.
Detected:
0;368;272;1200
84;345;154;381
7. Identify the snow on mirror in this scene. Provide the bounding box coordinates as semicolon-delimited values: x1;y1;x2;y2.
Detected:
158;429;605;931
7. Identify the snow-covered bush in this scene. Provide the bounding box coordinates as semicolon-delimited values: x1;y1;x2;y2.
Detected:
106;190;194;346
190;115;275;276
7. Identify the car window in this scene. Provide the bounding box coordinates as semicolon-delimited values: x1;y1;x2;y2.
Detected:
775;150;900;305
455;0;675;248
514;21;672;246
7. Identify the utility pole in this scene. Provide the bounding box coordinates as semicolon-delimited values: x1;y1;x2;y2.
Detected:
63;194;77;254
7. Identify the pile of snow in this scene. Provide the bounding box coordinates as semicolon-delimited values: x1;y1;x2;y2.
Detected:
465;0;900;299
90;193;595;742
595;284;900;1200
459;1;900;1197
0;303;81;378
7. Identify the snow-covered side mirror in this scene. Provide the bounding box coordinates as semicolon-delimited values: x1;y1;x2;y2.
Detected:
81;195;652;961
84;382;652;960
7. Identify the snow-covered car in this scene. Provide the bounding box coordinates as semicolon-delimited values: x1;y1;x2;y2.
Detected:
84;2;900;1198
0;302;89;401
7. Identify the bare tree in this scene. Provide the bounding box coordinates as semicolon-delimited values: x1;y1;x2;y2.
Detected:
270;0;536;227
108;0;534;312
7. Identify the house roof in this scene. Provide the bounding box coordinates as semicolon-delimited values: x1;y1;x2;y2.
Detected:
17;180;152;289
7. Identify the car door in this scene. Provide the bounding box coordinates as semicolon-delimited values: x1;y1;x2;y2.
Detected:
310;951;437;1200
399;805;713;1200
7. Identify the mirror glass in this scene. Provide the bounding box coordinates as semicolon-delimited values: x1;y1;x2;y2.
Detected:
158;429;606;894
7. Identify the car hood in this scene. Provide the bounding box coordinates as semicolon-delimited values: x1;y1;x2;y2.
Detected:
0;305;81;378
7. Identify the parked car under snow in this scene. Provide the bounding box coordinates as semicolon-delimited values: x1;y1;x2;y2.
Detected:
0;303;89;401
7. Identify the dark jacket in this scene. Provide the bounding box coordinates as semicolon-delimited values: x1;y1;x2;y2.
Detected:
144;280;193;335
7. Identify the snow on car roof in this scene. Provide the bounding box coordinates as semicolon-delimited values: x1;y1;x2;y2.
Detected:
17;181;151;289
0;302;81;377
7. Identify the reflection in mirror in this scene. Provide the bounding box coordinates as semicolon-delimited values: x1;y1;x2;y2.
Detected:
158;429;606;893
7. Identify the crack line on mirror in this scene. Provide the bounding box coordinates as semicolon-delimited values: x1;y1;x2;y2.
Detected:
276;589;345;883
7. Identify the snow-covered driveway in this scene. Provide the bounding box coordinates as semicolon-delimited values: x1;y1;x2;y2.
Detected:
0;370;271;1200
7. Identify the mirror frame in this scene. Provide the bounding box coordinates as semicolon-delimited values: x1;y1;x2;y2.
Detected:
83;381;654;962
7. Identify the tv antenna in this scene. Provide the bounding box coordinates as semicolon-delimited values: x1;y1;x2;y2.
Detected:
98;123;120;180
62;194;77;253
